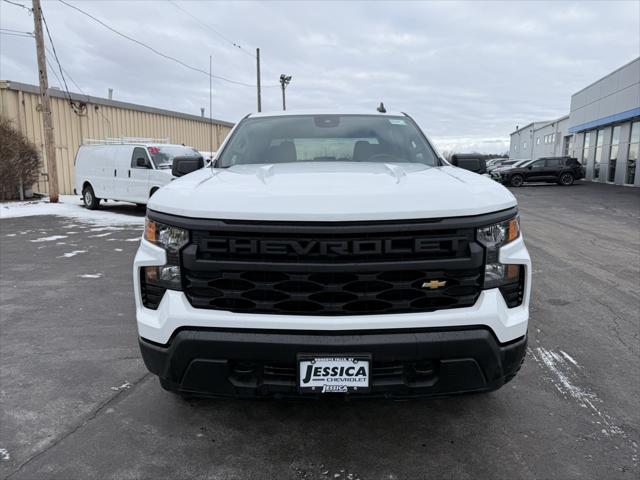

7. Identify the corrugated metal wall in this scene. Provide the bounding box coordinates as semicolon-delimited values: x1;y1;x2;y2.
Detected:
0;82;233;195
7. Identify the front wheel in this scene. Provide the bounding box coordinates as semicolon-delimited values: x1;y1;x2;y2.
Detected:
82;185;100;209
509;174;524;187
559;172;574;186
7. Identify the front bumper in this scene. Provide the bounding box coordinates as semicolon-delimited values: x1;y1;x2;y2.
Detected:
140;328;527;398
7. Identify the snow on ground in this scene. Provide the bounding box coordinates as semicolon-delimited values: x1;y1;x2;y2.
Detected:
0;196;144;227
30;235;68;243
57;250;87;258
78;273;103;279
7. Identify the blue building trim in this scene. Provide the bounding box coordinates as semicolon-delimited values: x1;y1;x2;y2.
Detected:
568;107;640;133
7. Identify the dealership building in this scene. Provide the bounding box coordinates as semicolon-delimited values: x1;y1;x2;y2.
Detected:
509;57;639;186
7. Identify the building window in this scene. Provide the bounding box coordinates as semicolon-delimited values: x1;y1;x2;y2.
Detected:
627;121;639;185
581;131;591;165
608;126;621;182
593;129;604;179
536;137;540;145
523;141;527;150
563;135;573;156
552;133;556;143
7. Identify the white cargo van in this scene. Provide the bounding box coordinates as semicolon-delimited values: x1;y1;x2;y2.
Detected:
74;140;202;209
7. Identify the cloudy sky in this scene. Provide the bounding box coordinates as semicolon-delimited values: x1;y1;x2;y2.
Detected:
1;0;638;153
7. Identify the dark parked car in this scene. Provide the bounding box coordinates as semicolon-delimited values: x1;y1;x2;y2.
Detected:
450;154;487;174
496;156;585;186
487;159;517;173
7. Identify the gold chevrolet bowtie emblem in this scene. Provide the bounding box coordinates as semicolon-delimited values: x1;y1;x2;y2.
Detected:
422;280;447;289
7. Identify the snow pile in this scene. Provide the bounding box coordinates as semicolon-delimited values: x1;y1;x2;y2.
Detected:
0;196;144;226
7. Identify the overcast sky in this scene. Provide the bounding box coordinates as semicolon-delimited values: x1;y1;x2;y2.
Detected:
1;0;639;153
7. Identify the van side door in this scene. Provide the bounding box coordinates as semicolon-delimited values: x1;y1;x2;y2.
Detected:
128;147;152;203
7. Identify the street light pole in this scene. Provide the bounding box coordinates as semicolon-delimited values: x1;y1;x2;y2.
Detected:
256;48;261;112
279;74;291;111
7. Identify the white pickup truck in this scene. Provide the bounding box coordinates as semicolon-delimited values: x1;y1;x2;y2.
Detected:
133;111;531;398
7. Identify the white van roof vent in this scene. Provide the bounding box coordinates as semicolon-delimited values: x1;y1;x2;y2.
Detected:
83;137;171;145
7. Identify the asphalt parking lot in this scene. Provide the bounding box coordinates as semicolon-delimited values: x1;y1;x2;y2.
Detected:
1;182;639;480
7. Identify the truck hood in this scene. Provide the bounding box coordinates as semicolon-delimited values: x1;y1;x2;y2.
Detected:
149;162;516;221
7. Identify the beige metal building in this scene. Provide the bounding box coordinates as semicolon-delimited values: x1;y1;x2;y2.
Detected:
0;80;234;195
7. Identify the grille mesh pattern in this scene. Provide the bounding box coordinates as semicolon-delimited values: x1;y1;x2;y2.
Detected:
184;268;482;315
181;219;486;316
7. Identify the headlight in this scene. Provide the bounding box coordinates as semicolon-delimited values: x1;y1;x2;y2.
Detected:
144;218;188;252
477;216;522;292
140;218;188;307
477;216;519;249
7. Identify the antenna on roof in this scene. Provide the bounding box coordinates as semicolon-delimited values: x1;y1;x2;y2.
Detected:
377;102;386;113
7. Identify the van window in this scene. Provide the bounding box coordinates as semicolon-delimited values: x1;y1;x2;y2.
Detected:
131;147;150;168
148;146;200;169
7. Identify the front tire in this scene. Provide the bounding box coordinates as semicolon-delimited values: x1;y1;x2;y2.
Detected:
82;185;100;209
559;172;574;186
509;174;524;187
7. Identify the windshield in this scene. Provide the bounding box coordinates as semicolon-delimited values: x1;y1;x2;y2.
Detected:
148;146;200;168
217;115;439;168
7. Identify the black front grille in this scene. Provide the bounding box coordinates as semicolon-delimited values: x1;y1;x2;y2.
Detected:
175;216;492;316
184;268;483;315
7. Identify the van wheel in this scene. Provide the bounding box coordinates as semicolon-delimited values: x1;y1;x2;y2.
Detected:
82;185;100;209
509;174;524;187
559;173;574;186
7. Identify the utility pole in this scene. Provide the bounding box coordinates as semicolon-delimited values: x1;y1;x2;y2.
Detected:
32;0;59;203
256;48;261;112
279;74;291;111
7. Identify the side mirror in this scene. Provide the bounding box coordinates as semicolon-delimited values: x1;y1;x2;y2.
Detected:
172;155;204;177
136;157;148;168
528;165;533;170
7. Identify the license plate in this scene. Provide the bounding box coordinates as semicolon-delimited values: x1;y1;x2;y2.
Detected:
298;355;370;393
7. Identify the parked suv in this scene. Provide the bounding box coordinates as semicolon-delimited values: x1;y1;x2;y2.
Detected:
496;156;584;187
134;111;531;398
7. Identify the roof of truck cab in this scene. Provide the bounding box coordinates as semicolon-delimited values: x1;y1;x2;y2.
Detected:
247;110;408;118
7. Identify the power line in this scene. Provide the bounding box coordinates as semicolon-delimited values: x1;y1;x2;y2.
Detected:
167;0;255;59
0;27;32;34
0;30;33;38
44;44;87;98
57;0;277;88
40;9;75;107
45;56;63;89
2;0;30;10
